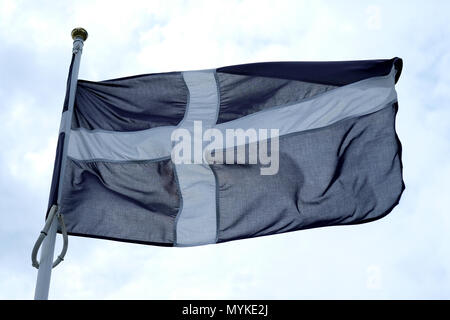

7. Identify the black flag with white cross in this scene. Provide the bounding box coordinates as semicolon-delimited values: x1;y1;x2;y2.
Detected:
50;57;404;247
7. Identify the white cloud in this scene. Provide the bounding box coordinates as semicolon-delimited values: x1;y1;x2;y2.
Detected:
1;0;450;299
366;5;382;31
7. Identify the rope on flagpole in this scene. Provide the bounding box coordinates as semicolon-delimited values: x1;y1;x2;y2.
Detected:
31;205;68;269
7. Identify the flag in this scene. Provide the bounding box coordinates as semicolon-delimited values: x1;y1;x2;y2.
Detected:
49;58;404;246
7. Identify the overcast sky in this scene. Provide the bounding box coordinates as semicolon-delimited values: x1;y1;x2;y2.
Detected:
0;0;449;299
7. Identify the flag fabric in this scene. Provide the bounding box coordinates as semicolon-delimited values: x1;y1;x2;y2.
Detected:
49;57;404;247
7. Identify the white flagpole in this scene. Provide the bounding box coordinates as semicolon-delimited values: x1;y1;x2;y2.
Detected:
34;28;88;300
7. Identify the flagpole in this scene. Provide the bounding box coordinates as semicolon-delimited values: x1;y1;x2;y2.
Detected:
34;28;87;300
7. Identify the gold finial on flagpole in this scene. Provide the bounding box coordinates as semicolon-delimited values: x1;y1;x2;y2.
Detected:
71;28;88;41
